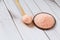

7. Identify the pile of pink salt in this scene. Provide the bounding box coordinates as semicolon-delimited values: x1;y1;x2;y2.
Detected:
33;13;56;30
22;15;33;25
22;12;56;30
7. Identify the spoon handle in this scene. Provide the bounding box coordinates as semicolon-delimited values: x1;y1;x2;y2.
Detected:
15;0;26;16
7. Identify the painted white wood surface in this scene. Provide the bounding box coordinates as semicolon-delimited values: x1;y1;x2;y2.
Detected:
0;0;60;40
4;0;49;40
55;0;60;6
44;0;60;19
0;1;22;40
42;0;60;40
21;0;60;40
28;0;60;40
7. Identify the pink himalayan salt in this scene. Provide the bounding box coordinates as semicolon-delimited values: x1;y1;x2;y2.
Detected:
22;15;32;24
33;13;55;29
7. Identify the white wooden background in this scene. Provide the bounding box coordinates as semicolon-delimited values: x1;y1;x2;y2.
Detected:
0;0;60;40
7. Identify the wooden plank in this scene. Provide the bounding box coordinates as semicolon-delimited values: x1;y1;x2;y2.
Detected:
0;1;22;40
43;0;60;19
19;0;49;40
25;0;60;40
4;0;49;40
45;0;60;38
43;0;60;39
55;0;60;7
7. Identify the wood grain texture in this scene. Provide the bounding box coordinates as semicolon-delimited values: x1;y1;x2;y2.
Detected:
0;1;22;40
32;0;60;40
0;0;60;40
3;0;49;40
